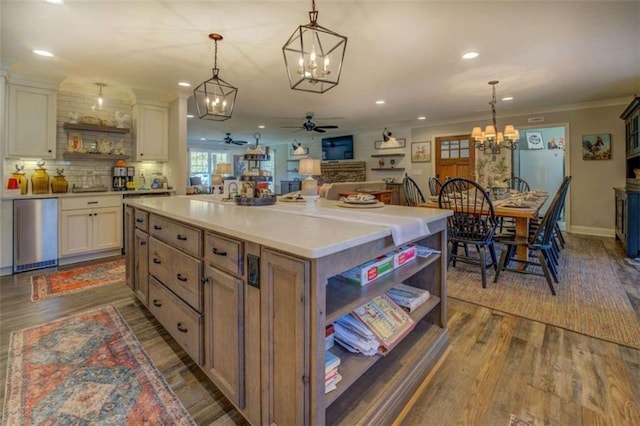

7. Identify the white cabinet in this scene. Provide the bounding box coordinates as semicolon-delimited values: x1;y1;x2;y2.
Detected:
6;83;57;159
59;196;122;257
132;102;168;161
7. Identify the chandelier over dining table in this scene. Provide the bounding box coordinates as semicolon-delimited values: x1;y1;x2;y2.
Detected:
471;80;519;159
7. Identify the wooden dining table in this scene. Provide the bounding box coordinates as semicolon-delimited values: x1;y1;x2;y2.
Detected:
419;190;549;263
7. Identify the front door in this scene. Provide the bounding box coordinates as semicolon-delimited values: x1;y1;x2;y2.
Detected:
435;134;475;181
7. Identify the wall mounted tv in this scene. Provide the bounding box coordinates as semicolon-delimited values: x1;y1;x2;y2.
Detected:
321;135;354;161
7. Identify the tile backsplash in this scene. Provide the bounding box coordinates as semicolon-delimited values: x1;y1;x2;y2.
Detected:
4;91;165;192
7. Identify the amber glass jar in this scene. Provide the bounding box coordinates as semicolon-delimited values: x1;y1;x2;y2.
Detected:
31;166;50;194
11;171;28;195
51;175;68;193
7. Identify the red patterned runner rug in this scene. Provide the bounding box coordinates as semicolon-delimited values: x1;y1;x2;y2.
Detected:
31;259;125;302
2;305;195;425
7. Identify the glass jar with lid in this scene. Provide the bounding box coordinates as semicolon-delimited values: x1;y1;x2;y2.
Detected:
11;164;28;195
51;168;69;193
31;161;50;194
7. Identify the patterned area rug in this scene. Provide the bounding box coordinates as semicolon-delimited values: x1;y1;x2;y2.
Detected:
2;305;195;425
447;235;640;349
31;259;125;302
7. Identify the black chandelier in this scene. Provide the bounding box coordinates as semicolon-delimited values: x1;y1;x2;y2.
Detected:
193;33;238;121
282;0;347;94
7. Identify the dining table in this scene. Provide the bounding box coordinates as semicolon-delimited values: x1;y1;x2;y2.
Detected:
419;190;549;264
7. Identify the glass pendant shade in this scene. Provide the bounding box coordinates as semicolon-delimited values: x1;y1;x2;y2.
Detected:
283;2;347;94
194;33;237;121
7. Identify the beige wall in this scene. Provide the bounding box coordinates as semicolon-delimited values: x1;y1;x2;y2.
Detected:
410;102;628;236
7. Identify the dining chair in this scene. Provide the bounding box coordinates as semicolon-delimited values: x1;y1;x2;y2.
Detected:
439;178;499;289
504;176;530;193
402;174;426;206
493;176;571;295
428;177;443;196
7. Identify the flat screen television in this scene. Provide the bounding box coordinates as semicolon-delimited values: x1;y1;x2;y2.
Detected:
322;135;354;161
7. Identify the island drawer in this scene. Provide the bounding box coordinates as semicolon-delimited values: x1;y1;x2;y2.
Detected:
60;195;122;210
149;214;202;257
149;276;203;365
204;232;243;276
134;209;149;232
149;237;203;312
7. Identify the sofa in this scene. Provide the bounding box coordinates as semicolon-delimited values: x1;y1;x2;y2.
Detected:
322;181;387;200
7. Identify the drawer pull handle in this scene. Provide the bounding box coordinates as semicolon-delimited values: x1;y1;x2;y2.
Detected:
176;273;188;282
87;201;98;205
154;225;162;230
177;234;188;241
136;218;144;223
140;241;147;246
153;258;162;264
153;299;162;307
177;322;188;333
212;247;227;256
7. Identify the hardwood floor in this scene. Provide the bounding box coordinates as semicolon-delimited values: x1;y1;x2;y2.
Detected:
1;236;639;425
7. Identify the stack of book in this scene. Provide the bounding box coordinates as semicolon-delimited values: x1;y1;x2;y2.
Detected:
325;351;342;393
334;294;416;356
386;283;431;312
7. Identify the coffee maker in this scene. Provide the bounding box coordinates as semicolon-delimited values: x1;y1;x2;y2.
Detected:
112;167;127;190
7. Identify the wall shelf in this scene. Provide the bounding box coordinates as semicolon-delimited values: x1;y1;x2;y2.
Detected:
63;122;130;134
371;167;405;171
63;152;129;161
371;154;405;158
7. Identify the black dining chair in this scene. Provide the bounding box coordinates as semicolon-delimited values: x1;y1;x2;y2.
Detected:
402;174;426;206
439;178;499;288
504;176;530;193
493;176;571;295
428;177;443;196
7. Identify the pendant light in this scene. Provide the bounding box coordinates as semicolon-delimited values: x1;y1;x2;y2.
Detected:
96;83;106;110
194;33;238;121
282;0;347;94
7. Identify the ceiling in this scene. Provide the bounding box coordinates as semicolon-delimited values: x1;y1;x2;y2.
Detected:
1;1;639;147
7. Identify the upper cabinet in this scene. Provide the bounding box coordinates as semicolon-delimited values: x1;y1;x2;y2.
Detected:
6;83;57;159
132;101;168;162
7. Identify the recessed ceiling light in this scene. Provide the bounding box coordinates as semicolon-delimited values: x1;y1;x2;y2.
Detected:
418;116;426;120
200;137;206;141
502;96;514;101
45;0;64;4
178;82;191;87
258;125;265;129
186;114;194;118
32;49;54;57
376;100;385;105
462;51;479;59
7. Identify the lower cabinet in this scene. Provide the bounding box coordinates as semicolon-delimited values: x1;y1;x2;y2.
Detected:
203;264;244;408
614;187;640;257
134;229;149;306
59;196;122;257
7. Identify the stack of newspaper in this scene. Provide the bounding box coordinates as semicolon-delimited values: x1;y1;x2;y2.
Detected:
385;283;431;312
333;313;380;356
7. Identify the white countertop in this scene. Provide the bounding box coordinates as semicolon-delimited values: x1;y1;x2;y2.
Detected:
1;188;174;201
125;196;451;259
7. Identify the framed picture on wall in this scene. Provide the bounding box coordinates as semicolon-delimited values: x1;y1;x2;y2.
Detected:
582;133;611;160
233;154;247;176
411;141;431;162
67;132;83;152
525;131;544;150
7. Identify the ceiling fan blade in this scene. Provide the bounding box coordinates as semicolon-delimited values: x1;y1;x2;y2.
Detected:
313;128;327;133
315;125;338;129
232;140;248;145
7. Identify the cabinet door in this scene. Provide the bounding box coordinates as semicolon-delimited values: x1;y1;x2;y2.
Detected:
134;230;149;306
6;84;57;159
133;103;168;161
92;207;123;251
59;210;92;257
203;264;244;408
261;249;310;426
125;206;135;291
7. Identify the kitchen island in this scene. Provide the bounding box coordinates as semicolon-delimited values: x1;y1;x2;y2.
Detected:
124;196;451;425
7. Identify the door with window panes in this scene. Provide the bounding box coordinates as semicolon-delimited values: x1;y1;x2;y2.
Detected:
435;135;475;182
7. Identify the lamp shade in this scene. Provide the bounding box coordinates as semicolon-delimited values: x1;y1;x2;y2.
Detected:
216;163;232;175
299;158;321;175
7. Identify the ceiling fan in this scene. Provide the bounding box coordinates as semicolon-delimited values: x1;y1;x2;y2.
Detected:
282;115;339;133
220;133;248;145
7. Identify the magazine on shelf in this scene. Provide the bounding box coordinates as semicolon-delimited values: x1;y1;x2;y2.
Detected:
333;316;380;356
386;283;431;312
350;294;416;355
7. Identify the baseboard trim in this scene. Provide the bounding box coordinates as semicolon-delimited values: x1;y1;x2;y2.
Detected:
569;225;615;238
59;249;123;266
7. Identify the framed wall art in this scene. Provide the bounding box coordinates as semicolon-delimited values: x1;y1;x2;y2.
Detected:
582;133;611;160
374;138;406;150
411;141;431;162
67;132;83;152
525;131;544;150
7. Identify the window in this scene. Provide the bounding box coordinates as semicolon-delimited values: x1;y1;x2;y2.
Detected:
188;150;232;187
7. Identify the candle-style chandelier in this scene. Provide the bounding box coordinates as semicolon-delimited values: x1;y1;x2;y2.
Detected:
193;33;238;121
282;0;347;94
471;80;519;159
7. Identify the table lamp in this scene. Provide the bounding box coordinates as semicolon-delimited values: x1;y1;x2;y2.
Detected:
298;158;321;209
213;163;232;198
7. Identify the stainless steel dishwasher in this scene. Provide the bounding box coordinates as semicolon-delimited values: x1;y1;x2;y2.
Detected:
13;198;58;273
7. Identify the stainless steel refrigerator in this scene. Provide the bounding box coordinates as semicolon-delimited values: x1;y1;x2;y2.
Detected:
13;198;58;273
